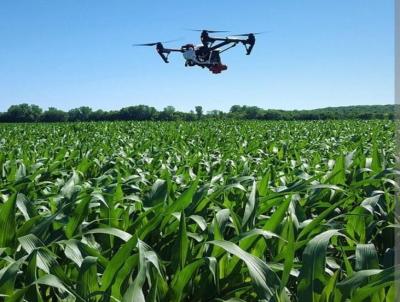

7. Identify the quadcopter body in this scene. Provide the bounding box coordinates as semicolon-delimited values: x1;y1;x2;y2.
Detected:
181;43;227;74
134;30;258;74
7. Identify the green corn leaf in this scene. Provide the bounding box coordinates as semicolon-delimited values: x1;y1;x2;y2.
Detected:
111;254;138;300
0;194;17;248
61;171;80;199
63;239;84;267
298;198;348;241
337;269;382;299
242;181;257;229
122;240;149;302
297;230;343;302
281;217;295;292
169;258;207;301
77;256;99;300
0;259;23;295
318;269;339;302
85;227;132;242
36;274;84;301
328;154;346;185
189;214;207;231
143;179;168;207
371;144;381;172
209;240;281;301
66;196;91;238
262;198;291;233
100;235;138;291
178;211;188;269
18;234;69;284
355;244;379;271
352;266;400;302
167;178;199;214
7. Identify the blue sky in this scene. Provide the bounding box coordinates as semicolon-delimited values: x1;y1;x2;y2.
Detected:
0;0;394;112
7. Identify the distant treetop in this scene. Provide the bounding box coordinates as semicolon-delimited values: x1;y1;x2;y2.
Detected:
0;103;395;123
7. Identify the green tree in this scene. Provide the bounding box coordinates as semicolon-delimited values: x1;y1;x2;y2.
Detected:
68;106;92;121
6;103;42;122
119;105;157;120
195;106;203;119
158;106;176;121
42;107;67;122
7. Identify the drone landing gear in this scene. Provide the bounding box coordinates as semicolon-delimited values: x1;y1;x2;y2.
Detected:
209;64;228;74
185;60;195;67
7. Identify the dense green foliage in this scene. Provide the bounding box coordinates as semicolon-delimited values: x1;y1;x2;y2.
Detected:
0;120;398;301
0;103;395;123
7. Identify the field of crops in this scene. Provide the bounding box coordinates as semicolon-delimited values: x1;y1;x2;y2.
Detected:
0;120;398;301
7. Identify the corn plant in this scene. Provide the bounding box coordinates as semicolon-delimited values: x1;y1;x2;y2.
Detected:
0;120;398;301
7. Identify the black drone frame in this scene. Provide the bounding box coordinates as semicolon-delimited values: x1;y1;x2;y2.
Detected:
155;30;256;63
155;43;183;63
200;31;256;55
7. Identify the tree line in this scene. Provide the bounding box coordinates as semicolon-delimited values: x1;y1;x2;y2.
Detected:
0;103;395;123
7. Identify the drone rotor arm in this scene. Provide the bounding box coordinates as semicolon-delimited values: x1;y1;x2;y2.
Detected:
243;36;255;55
208;38;242;52
244;42;255;55
218;42;239;54
163;48;185;53
157;47;184;63
157;50;169;63
228;33;257;55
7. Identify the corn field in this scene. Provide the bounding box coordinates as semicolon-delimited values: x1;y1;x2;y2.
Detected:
0;120;398;301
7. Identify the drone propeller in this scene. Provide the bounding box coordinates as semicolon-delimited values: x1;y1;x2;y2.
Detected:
132;38;182;47
229;31;267;37
132;42;159;46
186;29;229;33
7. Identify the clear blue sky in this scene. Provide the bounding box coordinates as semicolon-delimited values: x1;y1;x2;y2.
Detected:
0;0;394;112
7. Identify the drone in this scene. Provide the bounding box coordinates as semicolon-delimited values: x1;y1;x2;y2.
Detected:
133;29;261;74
